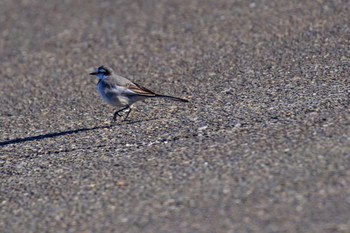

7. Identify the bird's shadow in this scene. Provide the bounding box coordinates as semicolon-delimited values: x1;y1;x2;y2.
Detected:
0;117;160;147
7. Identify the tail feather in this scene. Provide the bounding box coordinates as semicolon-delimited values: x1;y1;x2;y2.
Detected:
154;94;189;102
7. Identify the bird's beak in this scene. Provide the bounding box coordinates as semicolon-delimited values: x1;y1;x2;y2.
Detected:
89;71;98;75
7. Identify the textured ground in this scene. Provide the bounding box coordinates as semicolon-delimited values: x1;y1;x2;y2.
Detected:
1;0;349;232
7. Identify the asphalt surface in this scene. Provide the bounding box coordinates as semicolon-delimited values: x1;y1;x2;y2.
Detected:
1;0;349;232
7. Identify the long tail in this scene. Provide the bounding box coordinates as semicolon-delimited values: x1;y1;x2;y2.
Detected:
153;94;189;102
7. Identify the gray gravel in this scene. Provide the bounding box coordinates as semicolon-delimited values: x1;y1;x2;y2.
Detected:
1;0;349;232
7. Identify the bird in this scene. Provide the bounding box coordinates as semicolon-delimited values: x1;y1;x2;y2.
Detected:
89;66;189;122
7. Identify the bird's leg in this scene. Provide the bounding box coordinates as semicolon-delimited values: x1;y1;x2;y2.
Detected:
123;108;132;121
113;106;130;122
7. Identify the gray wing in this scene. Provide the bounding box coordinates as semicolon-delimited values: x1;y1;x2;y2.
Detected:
106;74;135;86
106;74;157;97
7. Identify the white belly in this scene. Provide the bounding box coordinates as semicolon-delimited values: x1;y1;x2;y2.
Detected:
97;83;129;107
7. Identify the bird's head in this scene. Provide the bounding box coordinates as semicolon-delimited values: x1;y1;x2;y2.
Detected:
89;66;112;79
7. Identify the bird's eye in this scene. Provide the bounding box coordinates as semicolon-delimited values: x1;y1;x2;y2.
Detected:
96;66;110;75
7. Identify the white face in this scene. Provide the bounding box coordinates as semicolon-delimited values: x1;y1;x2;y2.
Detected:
97;72;106;80
96;66;111;79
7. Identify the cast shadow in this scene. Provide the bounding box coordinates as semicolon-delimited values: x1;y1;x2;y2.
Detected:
0;117;160;147
0;125;112;147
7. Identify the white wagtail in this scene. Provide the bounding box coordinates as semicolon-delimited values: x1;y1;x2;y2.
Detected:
89;66;189;122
